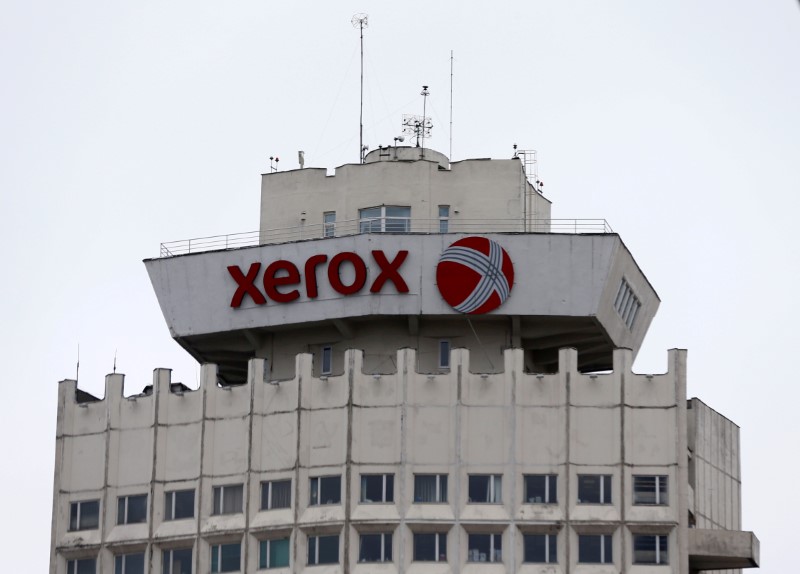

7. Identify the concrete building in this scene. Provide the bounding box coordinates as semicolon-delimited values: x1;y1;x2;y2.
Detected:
50;146;759;573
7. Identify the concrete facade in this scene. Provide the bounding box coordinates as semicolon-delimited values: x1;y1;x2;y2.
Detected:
51;147;758;573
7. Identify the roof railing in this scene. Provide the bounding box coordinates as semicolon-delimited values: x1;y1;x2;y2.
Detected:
158;218;613;258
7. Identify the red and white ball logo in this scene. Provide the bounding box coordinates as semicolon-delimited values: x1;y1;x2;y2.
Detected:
436;237;514;314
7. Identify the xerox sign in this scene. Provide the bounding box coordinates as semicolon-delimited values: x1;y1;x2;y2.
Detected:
436;237;514;314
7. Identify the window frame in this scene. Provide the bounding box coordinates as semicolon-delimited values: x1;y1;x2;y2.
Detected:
578;533;613;564
438;205;450;233
117;494;148;525
309;475;342;506
114;552;145;574
321;346;333;375
438;340;451;370
69;499;100;531
212;484;244;516
210;542;241;573
323;211;336;238
360;473;394;504
413;474;448;503
467;474;502;504
259;537;290;569
413;532;447;562
67;558;97;574
260;479;292;511
358;532;393;563
633;534;669;565
523;533;557;564
633;475;668;506
358;205;411;233
467;533;503;563
162;547;192;574
307;534;339;566
164;489;195;521
524;474;557;504
577;474;612;504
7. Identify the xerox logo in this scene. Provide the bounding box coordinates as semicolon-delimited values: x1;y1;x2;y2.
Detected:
436;237;514;314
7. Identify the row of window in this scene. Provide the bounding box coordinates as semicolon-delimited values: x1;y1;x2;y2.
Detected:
65;531;669;573
70;474;668;531
321;205;451;238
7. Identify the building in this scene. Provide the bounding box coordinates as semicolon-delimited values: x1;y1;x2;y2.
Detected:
50;146;759;573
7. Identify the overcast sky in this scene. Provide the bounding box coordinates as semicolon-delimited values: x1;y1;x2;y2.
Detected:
1;1;798;571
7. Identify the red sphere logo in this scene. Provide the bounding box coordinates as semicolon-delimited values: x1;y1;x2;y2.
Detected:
436;237;514;314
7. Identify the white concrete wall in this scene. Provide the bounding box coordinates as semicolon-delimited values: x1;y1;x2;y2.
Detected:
51;346;690;573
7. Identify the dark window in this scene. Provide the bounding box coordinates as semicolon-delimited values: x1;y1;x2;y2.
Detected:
114;553;144;574
261;480;291;510
414;474;447;503
360;474;394;503
211;543;240;573
310;476;341;506
359;533;393;563
523;534;557;563
162;548;192;574
259;538;290;569
578;534;613;563
438;340;451;369
69;500;100;531
524;474;557;504
321;347;332;375
212;484;243;515
577;474;611;504
165;489;194;520
117;495;147;525
308;535;339;565
468;474;502;503
468;533;502;563
633;475;668;505
633;534;669;564
413;533;447;562
67;559;96;574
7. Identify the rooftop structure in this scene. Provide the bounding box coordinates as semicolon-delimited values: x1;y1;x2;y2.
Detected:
50;146;758;573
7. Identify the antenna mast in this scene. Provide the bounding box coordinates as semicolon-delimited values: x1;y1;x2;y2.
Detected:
352;13;369;163
449;51;454;160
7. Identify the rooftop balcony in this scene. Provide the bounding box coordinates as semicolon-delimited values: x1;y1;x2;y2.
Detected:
158;218;614;257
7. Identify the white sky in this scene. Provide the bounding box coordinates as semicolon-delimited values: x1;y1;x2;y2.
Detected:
1;1;797;570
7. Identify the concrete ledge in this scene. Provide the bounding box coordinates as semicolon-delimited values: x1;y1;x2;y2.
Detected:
688;528;759;570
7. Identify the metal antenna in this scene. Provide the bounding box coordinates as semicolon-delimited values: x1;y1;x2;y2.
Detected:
76;342;80;382
420;85;430;154
352;13;369;163
449;51;454;160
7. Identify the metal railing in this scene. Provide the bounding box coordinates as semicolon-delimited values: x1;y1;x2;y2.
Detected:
158;218;613;257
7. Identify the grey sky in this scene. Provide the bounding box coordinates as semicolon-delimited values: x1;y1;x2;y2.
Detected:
1;1;797;570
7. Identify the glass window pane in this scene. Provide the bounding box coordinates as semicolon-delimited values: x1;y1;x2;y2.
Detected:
271;480;291;509
320;476;341;504
468;475;490;503
163;548;192;574
270;538;290;568
220;543;240;571
579;535;601;563
414;533;435;561
76;559;96;574
359;534;382;562
223;485;243;513
127;495;147;523
117;497;126;524
173;490;194;519
385;206;410;218
318;535;339;564
468;534;491;562
524;534;547;563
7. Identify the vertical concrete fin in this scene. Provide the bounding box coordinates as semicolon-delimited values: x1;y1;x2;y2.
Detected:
153;368;172;395
295;352;313;384
612;347;634;374
453;347;470;374
558;347;578;375
248;357;267;386
669;348;689;574
397;347;416;376
200;363;219;390
105;373;125;411
504;347;524;375
346;348;364;376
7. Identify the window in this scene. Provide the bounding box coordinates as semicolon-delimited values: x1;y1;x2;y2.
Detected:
321;346;332;375
413;533;447;562
261;479;291;510
467;533;502;563
307;535;339;565
165;489;194;521
114;553;144;574
468;474;502;503
360;474;394;503
523;534;557;563
212;484;243;515
524;474;557;504
309;475;341;505
211;543;241;573
117;494;147;525
162;548;192;574
633;475;668;505
69;499;99;531
259;538;290;569
613;278;641;329
578;534;612;564
438;340;450;369
633;534;669;564
577;474;611;504
323;212;336;238
438;205;450;233
414;474;447;503
359;206;411;233
67;559;96;574
359;533;392;563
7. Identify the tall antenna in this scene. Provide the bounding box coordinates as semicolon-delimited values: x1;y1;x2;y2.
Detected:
449;51;454;160
76;342;80;382
420;85;430;153
352;13;369;163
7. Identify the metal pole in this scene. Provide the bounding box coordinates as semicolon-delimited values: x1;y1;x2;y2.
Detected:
359;21;364;163
449;51;454;161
